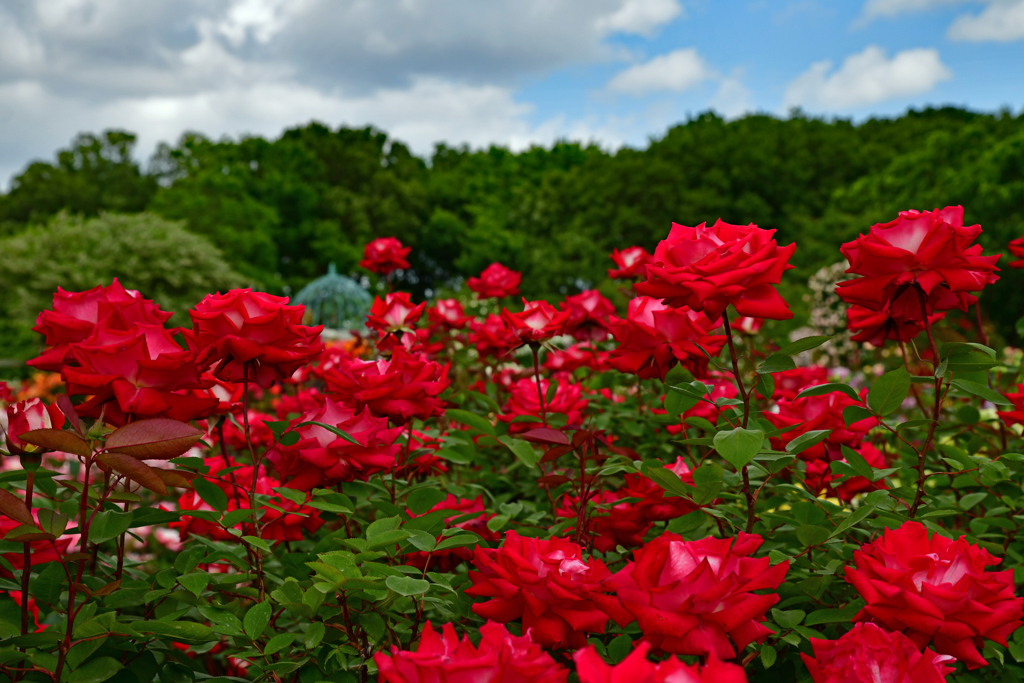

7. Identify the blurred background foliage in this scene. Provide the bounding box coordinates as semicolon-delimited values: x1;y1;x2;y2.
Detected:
2;107;1023;361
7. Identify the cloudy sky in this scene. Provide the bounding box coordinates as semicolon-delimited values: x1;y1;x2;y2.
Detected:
1;0;1023;186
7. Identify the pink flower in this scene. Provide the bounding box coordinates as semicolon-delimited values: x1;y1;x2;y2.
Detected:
467;531;613;648
562;290;615;342
607;297;726;380
846;521;1023;669
4;398;65;453
28;279;173;372
188;289;323;389
427;299;472;329
801;623;955;683
635;220;796;321
501;299;570;345
575;641;747;683
265;398;402;490
360;237;411;275
468;262;522;299
593;532;789;658
837;206;1000;321
608;246;654;280
374;621;568;683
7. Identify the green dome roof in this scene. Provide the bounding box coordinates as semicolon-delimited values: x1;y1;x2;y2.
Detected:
292;263;372;330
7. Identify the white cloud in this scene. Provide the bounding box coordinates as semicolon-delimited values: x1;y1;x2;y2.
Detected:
948;0;1024;41
783;45;952;110
860;0;973;19
594;0;683;36
607;48;713;95
710;75;753;119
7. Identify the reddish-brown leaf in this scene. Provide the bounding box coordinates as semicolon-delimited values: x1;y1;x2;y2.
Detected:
0;489;36;526
519;428;570;446
55;395;83;435
153;469;197;489
540;445;574;463
17;429;91;457
97;452;169;495
537;474;571;487
105;419;202;460
3;524;55;542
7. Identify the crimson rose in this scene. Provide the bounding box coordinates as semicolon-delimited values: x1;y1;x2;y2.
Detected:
467;262;522;299
801;623;955;683
608;246;654;280
359;237;411;275
324;347;449;423
575;641;747;683
501;299;570;345
561;289;615;342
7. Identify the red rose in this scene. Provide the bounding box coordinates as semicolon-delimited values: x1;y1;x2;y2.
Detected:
594;532;789;658
28;279;173;372
801;622;955;683
396;430;449;480
635;220;796;321
544;343;609;375
771;366;828;401
265;398;402;490
404;495;498;572
837;206;1000;321
562;290;615;342
4;398;65;453
997;384;1024;428
846;521;1024;669
608;246;654;280
732;316;764;335
501;299;570;345
64;323;218;426
575;641;747;683
804;442;888;502
500;378;588;433
188;289;323;389
374;621;568;683
1010;236;1024;269
468;313;518;358
359;237;411;275
607;297;726;380
556;491;651;553
324;347;450;424
214;409;275;451
619;457;697;522
366;292;426;334
847;304;946;347
467;531;613;648
468;262;522;299
426;298;472;329
765;389;875;462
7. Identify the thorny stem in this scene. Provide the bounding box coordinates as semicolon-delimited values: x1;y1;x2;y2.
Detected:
20;471;34;637
530;344;548;427
55;455;94;683
241;360;267;601
721;310;757;533
909;288;945;518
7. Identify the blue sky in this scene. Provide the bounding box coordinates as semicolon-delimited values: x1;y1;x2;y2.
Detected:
1;0;1023;185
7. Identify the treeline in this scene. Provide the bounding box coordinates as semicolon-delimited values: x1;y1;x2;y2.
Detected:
2;107;1024;351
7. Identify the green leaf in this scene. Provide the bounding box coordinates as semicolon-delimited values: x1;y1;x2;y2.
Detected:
386;575;430;596
132;621;213;643
842;405;874;427
503;438;538;469
943;344;997;372
243;601;272;640
405;529;438;552
242;535;272;553
408;488;446;515
754;373;774;399
713;428;764;470
949;379;1012;405
89;511;133;545
758;354;796;374
805;601;865;626
264;633;295;656
785;430;831;455
178;572;210;597
796;525;830;547
771;608;806;629
446;409;496;436
830;504;877;538
960;492;988;511
868;366;911;416
360;612;385;642
760;644;777;669
434;533;481;551
664;387;700;416
777;335;832;356
304;622;326;650
192;478;228;513
486;515;510;533
795;383;861;402
68;657;123;683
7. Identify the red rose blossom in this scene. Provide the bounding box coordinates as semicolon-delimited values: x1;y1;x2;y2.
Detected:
771;366;828;401
836;206;1000;321
467;531;613;648
404;495;498;572
0;514;72;572
846;521;1023;669
998;384;1024;428
801;622;955;683
1010;236;1024;269
324;347;450;424
544;343;609;375
556;491;651;553
635;220;796;321
677;375;738;427
265;398;402;490
804;442;888;502
501;299;570;345
593;532;789;658
426;299;472;329
188;289;323;389
468;313;518;359
575;641;747;683
500;378;588;433
619;457;697;522
467;262;522;299
562;290;615;342
608;246;654;280
4;398;65;453
765;389;875;462
359;237;411;275
847;304;946;347
607;297;726;380
366;292;426;335
28;279;173;372
732;316;764;335
374;621;567;683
